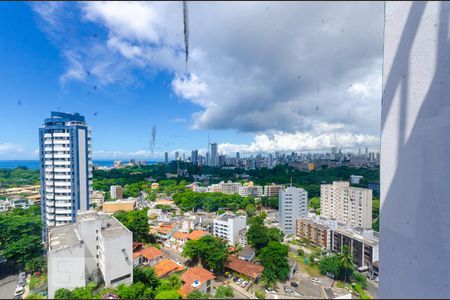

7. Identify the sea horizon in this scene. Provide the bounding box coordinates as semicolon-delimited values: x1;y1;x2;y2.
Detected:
0;159;161;170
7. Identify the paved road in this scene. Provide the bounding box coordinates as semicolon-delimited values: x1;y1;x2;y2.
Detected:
0;263;19;299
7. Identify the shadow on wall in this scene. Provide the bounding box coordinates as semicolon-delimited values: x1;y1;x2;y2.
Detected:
381;1;450;298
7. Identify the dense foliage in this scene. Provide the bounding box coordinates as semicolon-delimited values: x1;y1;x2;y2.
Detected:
173;190;255;212
258;241;290;286
113;209;154;243
0;167;40;188
0;205;45;272
215;285;234;298
182;235;228;273
187;290;210;299
246;219;284;251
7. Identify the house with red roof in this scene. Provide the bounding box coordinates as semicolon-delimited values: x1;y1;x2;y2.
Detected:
153;259;185;278
179;267;216;298
164;230;210;253
133;245;164;267
225;255;264;282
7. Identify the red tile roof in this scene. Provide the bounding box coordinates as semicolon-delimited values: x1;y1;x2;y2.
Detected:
179;267;215;298
153;259;185;278
188;230;209;241
225;255;264;280
173;231;189;240
133;246;164;261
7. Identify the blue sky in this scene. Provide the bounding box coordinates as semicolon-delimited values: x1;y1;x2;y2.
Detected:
0;2;383;160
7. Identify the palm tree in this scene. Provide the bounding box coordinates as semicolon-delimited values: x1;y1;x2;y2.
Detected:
339;246;354;282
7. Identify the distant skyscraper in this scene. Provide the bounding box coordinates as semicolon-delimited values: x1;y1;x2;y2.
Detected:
236;152;240;159
365;146;369;157
268;153;273;168
164;152;169;164
191;150;198;165
175;151;179;161
39;112;92;238
182;153;186;161
279;187;308;235
210;143;218;167
331;147;338;155
206;152;210;166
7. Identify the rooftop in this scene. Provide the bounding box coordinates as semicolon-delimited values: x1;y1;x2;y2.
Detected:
225;255;264;279
153;259;185;278
238;246;255;258
173;231;189;240
188;230;209;241
216;213;239;222
133;246;164;260
180;267;215;298
48;224;81;251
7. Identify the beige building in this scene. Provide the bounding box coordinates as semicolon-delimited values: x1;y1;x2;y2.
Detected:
320;181;372;229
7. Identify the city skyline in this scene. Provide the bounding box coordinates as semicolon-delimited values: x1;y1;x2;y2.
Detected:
0;2;383;160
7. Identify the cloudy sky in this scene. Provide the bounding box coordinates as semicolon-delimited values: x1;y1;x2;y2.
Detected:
0;1;383;160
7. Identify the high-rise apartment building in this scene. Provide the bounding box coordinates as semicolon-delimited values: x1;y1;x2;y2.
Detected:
191;150;198;165
320;181;372;229
210;143;218;167
110;185;123;200
264;183;283;197
279;187;308;235
39;112;93;237
164;152;169;164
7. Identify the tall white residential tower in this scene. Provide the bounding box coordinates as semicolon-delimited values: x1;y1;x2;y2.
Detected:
39;112;93;238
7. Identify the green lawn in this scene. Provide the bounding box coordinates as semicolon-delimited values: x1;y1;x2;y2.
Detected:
289;253;321;277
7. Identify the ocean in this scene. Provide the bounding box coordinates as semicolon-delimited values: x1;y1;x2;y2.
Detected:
0;160;158;170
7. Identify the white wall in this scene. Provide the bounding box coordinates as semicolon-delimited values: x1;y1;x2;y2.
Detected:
48;245;86;298
381;1;450;297
102;230;133;287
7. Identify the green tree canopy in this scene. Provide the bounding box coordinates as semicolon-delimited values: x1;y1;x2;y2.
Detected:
215;285;234;298
187;290;210;299
113;208;154;243
182;236;228;273
258;241;290;286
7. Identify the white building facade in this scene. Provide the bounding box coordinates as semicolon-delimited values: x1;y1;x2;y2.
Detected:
39;112;93;237
213;214;247;246
279;187;308;235
47;211;133;298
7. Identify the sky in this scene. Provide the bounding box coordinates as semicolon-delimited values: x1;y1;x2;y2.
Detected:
0;1;384;160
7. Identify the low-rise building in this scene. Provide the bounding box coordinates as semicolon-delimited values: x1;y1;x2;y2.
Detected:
151;183;160;190
179;267;215;298
296;217;335;250
264;183;283;197
225;255;264;283
155;221;179;241
331;226;379;269
133;246;164;267
153;259;185;278
92;191;105;207
47;211;133;298
213;214;247;246
237;246;256;262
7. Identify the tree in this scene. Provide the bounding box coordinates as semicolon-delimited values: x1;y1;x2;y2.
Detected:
246;224;269;250
318;255;342;279
259;241;290;286
245;204;257;217
114;209;154;243
309;197;320;211
155;290;181;299
133;267;159;289
54;288;72;299
297;249;304;257
215;285;234;298
115;282;153;299
71;282;96;299
182;236;228;273
187;290;210;299
339;246;354;282
372;217;379;232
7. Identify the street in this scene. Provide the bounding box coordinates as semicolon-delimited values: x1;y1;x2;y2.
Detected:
0;263;19;299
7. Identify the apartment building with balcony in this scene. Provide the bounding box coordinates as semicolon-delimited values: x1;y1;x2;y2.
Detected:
39;112;93;238
279;187;308;235
296;217;335;250
320;181;372;229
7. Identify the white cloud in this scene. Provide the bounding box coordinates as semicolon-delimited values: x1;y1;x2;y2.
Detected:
0;143;35;159
172;73;208;103
32;2;384;151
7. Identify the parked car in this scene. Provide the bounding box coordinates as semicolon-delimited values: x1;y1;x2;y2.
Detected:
233;276;239;282
13;295;22;299
284;287;294;295
237;278;243;284
17;277;25;286
311;278;322;284
241;281;247;288
15;286;24;296
247;282;253;289
290;281;299;287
